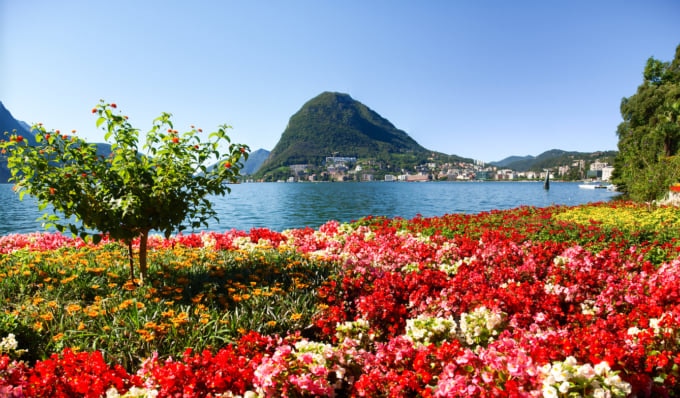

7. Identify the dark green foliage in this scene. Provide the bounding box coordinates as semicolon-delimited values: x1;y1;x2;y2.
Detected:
612;44;680;201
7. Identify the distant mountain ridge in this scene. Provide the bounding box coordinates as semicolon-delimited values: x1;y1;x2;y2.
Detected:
241;148;269;175
490;149;617;172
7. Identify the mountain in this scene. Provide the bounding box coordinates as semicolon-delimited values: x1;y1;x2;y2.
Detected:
0;102;115;183
491;155;535;168
257;92;433;177
0;102;36;182
491;149;618;172
241;148;269;175
0;102;35;143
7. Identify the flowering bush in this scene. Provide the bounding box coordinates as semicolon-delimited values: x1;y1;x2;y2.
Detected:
457;306;506;347
405;315;457;347
539;356;631;397
1;202;680;396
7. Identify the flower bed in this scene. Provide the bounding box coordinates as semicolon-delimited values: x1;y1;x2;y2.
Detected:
1;201;679;397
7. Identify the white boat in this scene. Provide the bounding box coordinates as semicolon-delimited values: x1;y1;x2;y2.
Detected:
578;182;609;190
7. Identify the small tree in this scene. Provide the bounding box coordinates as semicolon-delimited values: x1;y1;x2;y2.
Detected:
0;101;249;284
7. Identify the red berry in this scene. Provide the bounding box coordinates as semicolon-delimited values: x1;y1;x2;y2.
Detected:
224;162;232;168
111;103;117;108
92;108;97;114
172;137;179;143
15;135;23;142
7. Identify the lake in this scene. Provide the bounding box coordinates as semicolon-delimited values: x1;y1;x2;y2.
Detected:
0;181;620;236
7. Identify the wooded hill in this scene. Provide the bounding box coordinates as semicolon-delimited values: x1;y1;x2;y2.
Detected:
255;92;472;180
491;149;617;172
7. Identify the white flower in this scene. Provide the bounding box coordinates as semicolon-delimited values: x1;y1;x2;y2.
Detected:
0;333;18;352
576;363;596;379
593;361;610;376
592;388;610;398
558;380;571;393
542;385;558;398
549;363;569;383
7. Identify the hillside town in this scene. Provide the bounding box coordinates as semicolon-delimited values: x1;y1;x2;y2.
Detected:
277;156;615;183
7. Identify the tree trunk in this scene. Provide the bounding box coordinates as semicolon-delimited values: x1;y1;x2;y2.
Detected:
138;229;150;284
127;240;135;282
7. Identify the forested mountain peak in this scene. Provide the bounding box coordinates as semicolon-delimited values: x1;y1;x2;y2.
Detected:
256;92;429;176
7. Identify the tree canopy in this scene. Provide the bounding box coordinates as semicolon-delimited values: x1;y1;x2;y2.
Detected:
0;102;248;283
612;44;680;201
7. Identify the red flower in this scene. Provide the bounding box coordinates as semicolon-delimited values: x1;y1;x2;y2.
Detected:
172;137;180;144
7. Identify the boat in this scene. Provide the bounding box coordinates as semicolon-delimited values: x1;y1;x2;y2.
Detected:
578;182;609;190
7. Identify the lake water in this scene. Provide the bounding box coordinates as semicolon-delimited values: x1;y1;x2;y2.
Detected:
0;181;620;236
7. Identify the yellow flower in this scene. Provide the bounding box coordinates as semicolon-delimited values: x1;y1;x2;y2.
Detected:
77;322;86;331
40;313;54;322
267;320;277;327
52;333;65;342
137;329;155;342
118;299;135;310
290;313;303;321
65;304;82;315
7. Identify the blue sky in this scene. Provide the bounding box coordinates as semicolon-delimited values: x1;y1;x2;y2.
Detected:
2;1;679;162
